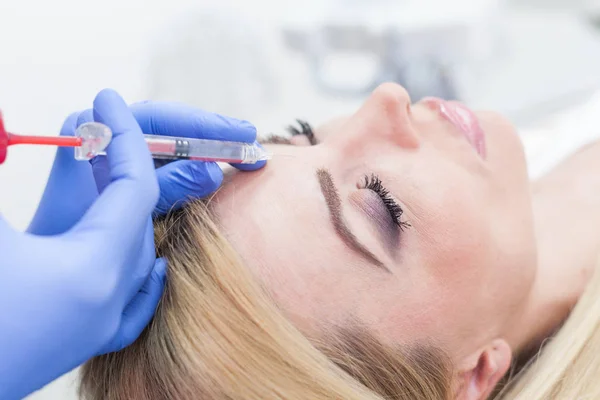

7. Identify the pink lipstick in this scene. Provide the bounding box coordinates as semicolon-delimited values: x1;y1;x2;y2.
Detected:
422;97;486;158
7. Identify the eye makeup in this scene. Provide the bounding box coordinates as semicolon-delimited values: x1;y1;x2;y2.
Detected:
350;190;401;253
360;174;410;230
316;168;390;273
352;190;399;229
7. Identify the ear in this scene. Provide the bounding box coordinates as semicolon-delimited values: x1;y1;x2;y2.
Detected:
456;339;512;400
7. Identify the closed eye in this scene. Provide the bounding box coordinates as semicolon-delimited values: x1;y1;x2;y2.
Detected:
260;119;318;146
287;119;317;145
361;174;410;231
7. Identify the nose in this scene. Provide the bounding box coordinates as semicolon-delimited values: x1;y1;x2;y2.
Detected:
368;82;412;120
331;83;419;153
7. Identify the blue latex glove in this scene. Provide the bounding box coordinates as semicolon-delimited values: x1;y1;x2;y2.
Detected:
130;101;265;213
29;100;263;235
0;92;263;400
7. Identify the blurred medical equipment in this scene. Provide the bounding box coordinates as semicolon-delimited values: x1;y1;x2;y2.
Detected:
281;0;489;100
279;0;600;123
0;115;270;165
145;1;600;129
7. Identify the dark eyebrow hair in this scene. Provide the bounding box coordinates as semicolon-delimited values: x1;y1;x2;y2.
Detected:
259;135;293;145
316;168;390;273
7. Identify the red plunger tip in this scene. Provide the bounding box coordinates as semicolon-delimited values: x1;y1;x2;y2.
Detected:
0;111;8;164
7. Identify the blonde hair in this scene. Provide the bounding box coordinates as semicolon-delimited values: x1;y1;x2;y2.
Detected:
80;199;452;400
498;258;600;399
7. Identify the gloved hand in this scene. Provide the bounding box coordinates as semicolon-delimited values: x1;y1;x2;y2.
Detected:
29;100;264;235
0;91;264;400
130;100;266;214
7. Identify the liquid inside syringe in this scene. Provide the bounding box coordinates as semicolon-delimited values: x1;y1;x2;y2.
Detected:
144;134;269;164
75;122;271;164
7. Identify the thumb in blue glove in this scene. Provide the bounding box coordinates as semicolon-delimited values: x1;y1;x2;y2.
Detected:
130;101;266;214
0;89;162;400
25;99;266;363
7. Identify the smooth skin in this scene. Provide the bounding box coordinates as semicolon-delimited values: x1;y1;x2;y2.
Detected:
213;83;537;400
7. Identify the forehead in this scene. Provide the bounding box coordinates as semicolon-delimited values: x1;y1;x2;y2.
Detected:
215;144;495;317
215;153;372;324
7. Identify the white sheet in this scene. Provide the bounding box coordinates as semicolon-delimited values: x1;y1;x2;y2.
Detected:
523;91;600;179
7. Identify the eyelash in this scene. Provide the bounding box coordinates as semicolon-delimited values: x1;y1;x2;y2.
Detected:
362;174;411;231
283;122;409;230
287;119;318;145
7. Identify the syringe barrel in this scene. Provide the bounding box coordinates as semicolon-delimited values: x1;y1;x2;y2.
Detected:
72;122;269;164
144;135;263;164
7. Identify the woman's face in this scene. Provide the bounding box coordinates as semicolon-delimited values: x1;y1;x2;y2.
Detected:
213;83;536;363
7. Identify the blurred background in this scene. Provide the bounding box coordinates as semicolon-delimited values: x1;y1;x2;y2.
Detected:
3;0;600;398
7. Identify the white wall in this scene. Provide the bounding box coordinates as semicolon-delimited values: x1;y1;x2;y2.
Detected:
0;0;193;230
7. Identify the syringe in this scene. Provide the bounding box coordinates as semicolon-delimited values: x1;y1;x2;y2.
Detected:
0;118;271;165
145;134;269;164
75;122;270;164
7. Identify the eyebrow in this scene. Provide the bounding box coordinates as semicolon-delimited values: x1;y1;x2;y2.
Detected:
259;135;293;145
316;168;390;273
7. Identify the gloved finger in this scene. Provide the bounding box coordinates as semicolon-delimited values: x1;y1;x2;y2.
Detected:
0;216;19;260
126;217;158;295
75;109;94;128
98;257;167;354
130;101;257;143
229;141;268;171
90;156;110;194
27;112;99;236
154;161;223;216
0;215;16;239
76;110;111;194
76;89;158;246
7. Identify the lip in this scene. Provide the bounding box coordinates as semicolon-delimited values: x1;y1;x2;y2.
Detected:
421;97;486;158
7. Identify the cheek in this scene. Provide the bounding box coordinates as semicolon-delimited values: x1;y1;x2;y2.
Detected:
410;190;496;312
416;206;494;292
249;224;377;333
404;167;494;280
369;196;497;346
